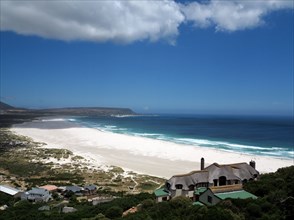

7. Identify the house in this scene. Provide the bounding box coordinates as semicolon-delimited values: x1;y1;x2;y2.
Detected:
194;187;221;206
0;185;22;198
204;161;259;186
21;187;51;202
166;170;209;199
122;206;138;217
39;185;58;192
215;190;257;200
91;196;114;205
192;188;257;206
84;184;97;195
155;158;259;204
154;188;170;203
64;185;83;196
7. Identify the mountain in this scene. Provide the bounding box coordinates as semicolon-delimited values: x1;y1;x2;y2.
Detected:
0;101;136;116
35;107;136;116
0;101;15;110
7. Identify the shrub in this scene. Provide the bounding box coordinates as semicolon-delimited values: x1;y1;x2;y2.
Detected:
247;203;262;217
141;199;155;210
170;196;192;209
105;206;123;219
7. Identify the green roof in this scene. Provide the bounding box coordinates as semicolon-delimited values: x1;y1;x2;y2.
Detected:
154;188;169;197
194;187;207;195
215;190;257;200
193;201;204;206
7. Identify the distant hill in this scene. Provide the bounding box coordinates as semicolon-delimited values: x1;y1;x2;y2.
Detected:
0;101;15;110
0;101;136;116
35;107;136;116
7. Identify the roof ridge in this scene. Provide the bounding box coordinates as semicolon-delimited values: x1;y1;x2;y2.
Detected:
172;170;208;177
221;162;247;166
0;185;18;190
203;162;219;170
215;190;245;195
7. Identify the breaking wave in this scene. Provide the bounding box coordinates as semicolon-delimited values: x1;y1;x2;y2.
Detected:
71;115;293;159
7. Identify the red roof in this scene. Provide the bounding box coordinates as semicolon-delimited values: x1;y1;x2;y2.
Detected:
39;185;58;191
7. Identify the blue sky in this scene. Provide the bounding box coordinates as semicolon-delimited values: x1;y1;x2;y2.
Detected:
0;0;293;115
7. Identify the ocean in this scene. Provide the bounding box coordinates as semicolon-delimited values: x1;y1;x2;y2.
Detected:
71;114;294;159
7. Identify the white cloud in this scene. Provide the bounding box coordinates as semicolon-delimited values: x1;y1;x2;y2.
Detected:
0;0;184;43
181;0;293;32
0;0;293;43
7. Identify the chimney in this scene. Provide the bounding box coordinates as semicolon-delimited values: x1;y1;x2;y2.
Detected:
249;160;256;169
201;157;205;170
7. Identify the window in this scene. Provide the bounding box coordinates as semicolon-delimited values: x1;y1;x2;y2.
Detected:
213;179;218;186
162;197;167;201
197;182;208;187
207;195;212;203
219;176;227;186
188;185;195;191
175;184;183;189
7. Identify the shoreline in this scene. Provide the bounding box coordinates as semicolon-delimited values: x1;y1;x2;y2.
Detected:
11;118;293;178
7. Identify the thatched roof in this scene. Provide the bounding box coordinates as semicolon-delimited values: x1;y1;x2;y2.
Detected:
166;162;259;190
167;170;209;190
204;162;259;182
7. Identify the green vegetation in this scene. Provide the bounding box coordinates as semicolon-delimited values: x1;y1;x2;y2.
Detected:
1;165;293;219
105;206;123;219
110;166;124;174
137;181;158;191
0;193;154;220
0;192;19;206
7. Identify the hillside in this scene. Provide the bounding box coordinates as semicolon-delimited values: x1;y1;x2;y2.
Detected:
35;107;136;116
0;101;136;116
0;101;136;128
0;101;15;110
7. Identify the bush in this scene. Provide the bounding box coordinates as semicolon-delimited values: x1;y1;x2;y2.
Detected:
247;203;262;217
0;192;15;206
141;199;155;210
170;196;192;209
204;207;235;220
105;206;123;219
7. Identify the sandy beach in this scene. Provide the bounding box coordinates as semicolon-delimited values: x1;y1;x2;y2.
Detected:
11;118;293;178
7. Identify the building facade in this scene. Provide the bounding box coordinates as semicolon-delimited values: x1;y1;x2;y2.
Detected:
155;158;259;204
21;187;51;202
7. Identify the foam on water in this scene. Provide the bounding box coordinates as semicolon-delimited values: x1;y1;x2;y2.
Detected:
171;137;292;157
70;115;293;159
111;115;139;118
133;133;163;137
41;118;67;122
96;127;293;159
